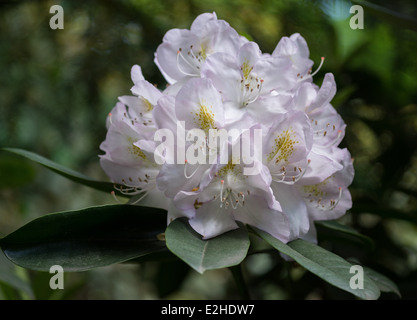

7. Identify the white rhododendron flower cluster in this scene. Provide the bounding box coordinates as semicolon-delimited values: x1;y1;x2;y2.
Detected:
100;12;354;243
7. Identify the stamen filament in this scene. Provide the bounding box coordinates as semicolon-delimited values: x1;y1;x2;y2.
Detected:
245;79;264;105
320;187;343;211
298;57;325;82
176;50;200;77
184;160;199;179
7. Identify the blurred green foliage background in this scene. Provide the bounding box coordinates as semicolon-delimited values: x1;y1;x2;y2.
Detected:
0;0;417;299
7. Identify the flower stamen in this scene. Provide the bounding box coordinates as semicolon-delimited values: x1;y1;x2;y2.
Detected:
176;49;200;77
184;159;199;179
298;57;325;82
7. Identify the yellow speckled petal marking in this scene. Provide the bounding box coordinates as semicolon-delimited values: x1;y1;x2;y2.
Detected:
193;104;217;131
127;137;147;160
241;59;252;80
267;128;299;163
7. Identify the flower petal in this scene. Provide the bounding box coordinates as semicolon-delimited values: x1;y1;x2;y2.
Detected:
189;200;239;239
234;195;290;243
175;78;225;131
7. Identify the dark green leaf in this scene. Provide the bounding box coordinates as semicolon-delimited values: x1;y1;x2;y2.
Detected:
363;266;401;297
0;148;125;196
252;227;381;300
0;205;167;272
165;219;250;274
315;220;374;249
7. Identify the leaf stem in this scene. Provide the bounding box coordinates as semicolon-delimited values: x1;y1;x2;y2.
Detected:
229;264;251;300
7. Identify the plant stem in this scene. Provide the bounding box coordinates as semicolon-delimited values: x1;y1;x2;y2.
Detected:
229;265;251;300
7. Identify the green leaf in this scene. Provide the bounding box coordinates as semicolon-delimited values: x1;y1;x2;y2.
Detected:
0;148;124;196
315;220;374;249
0;205;168;272
252;227;381;300
363;266;401;297
165;219;250;274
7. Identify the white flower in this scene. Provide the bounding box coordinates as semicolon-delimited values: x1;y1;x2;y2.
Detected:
155;12;244;86
99;13;354;243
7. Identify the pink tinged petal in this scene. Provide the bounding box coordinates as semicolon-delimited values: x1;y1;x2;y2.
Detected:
263;111;313;186
167;199;195;224
222;101;252;127
272;33;314;77
309;103;346;148
136;189;171;211
133;140;156;158
291;82;318;113
201;52;242;103
233;195;290;243
252;56;296;93
100;127;141;166
155;29;200;83
301;148;343;185
189;200;239;239
105;102;127;129
129;80;163;106
289;33;311;59
99;157;158;189
118;95;150;118
299;218;318;244
156;163;211;198
153;95;177;132
200;19;242;57
247;94;292;124
154;52;177;85
131;64;145;84
300;150;354;221
334;148;355;187
223;110;256;132
209;131;280;211
264;111;313;167
162;78;190;97
190;12;217;34
237;42;262;67
239;35;250;46
175;78;224;131
307;73;337;112
172;190;206;215
273;36;298;56
116;96;157;140
302;181;352;221
271;183;310;240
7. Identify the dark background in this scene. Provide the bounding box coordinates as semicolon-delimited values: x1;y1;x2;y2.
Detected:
0;0;416;299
